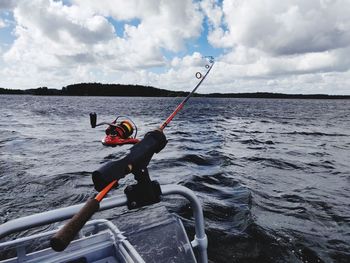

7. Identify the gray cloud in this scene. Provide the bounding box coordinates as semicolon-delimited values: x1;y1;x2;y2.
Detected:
215;1;350;56
0;0;16;10
57;53;96;64
206;0;350;81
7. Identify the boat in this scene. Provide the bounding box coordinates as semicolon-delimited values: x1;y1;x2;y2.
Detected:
0;129;208;262
0;131;208;262
0;184;208;263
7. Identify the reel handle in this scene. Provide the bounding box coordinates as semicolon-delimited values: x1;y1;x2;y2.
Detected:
90;112;97;128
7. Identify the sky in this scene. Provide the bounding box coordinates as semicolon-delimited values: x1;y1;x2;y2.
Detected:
0;0;350;94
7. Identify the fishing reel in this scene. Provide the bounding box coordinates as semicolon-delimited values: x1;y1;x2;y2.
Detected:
105;117;137;139
90;113;139;146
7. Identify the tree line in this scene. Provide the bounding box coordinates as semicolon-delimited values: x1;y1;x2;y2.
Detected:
0;83;349;99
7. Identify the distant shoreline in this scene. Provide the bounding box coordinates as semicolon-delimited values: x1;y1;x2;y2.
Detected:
1;83;349;99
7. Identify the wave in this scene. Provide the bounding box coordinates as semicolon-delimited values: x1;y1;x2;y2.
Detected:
240;138;275;145
1;96;350;263
177;154;214;166
243;157;303;170
283;131;349;137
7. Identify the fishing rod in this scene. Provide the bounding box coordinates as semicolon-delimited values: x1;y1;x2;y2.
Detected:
160;56;215;130
51;56;215;252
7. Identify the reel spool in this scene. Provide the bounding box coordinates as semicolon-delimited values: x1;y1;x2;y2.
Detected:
106;120;135;139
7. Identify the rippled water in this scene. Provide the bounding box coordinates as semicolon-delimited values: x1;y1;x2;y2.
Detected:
0;95;349;263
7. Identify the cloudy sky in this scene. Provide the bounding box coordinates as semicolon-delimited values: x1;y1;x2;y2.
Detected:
0;0;349;94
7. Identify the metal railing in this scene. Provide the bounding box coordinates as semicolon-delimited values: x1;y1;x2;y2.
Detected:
0;185;208;263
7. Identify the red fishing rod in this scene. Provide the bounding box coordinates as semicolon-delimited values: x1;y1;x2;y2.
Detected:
160;56;215;130
51;56;215;252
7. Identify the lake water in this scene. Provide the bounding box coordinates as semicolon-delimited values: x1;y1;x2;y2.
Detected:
0;95;349;262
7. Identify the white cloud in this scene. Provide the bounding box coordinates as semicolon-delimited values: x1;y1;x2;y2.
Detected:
1;0;204;88
3;0;116;68
200;0;350;94
0;0;204;91
210;0;350;55
0;0;350;94
200;0;223;28
0;18;6;28
73;0;203;53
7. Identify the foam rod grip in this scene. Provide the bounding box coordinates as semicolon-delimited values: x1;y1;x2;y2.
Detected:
50;198;100;252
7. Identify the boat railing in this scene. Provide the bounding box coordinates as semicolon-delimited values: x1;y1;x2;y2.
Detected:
0;184;208;263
